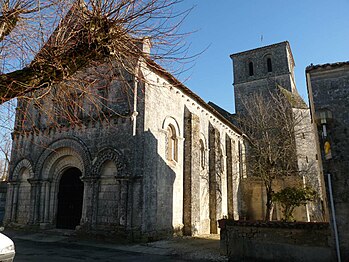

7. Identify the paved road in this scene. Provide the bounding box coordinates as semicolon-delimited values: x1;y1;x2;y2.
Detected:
14;238;187;262
5;229;225;262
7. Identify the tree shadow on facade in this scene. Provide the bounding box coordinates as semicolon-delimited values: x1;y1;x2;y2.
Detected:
142;130;176;240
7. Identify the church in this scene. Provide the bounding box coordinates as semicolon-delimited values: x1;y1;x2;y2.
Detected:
4;38;324;239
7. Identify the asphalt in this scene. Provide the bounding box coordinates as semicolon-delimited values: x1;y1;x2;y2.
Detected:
4;229;228;262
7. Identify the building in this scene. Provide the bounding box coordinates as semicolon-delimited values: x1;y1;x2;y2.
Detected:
4;35;246;239
4;22;326;240
306;62;349;259
230;42;326;221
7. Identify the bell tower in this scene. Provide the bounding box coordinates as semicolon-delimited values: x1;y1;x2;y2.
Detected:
230;41;297;113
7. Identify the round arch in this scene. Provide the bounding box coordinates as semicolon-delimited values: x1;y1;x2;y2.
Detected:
11;158;34;181
35;137;92;180
162;116;181;137
91;147;128;177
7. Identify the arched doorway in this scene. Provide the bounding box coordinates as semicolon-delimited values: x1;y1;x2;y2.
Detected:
56;167;84;229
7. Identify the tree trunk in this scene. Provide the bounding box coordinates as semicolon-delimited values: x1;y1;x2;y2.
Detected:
265;186;274;221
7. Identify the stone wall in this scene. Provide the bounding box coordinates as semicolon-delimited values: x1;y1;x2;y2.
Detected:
0;182;7;224
5;62;145;238
239;177;307;221
141;64;245;236
219;219;333;262
5;52;247;241
306;63;349;259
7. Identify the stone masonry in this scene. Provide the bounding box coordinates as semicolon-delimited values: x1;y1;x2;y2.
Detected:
230;41;326;221
306;62;349;259
5;37;245;239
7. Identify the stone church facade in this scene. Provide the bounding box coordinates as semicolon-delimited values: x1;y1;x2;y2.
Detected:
4;40;245;239
5;39;326;239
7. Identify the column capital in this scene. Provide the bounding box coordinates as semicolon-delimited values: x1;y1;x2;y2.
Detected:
27;178;42;185
80;176;98;183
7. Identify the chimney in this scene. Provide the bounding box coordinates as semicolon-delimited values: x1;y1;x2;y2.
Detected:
142;37;152;56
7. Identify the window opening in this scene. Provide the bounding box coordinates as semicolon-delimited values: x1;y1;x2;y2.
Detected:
267;57;272;72
248;62;254;76
167;125;178;162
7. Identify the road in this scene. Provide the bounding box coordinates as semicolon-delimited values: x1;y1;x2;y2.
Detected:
13;238;187;262
4;229;225;262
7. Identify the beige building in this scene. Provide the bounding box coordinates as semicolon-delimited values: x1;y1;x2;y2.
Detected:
4;15;324;241
5;36;246;239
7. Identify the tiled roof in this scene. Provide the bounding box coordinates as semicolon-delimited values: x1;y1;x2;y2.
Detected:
306;61;349;72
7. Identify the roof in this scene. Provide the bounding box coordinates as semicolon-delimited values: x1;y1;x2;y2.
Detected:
306;61;349;72
278;85;308;109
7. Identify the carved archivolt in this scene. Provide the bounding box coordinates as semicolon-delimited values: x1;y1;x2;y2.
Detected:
91;147;128;177
35;137;92;179
11;159;34;181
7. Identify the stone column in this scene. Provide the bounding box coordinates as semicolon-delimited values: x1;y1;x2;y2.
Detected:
118;179;129;227
92;179;100;228
80;176;98;229
44;180;51;223
11;183;19;222
4;182;15;224
28;179;40;225
39;181;45;223
39;180;51;228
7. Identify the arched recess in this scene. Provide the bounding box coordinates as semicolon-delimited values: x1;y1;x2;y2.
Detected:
35;137;92;180
12;159;34;181
33;138;91;227
91;147;128;177
11;159;34;224
91;148;129;228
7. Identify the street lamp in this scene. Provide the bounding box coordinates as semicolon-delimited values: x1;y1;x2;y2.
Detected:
315;109;333;138
315;109;333;160
315;108;341;261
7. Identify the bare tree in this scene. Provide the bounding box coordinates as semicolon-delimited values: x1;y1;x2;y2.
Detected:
0;0;194;162
0;0;192;103
0;98;14;181
238;90;316;221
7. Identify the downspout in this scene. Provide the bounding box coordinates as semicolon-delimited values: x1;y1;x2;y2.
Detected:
129;75;139;241
131;77;139;136
302;174;310;222
327;173;341;262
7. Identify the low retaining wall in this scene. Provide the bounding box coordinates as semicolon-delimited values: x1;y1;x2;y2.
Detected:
219;219;334;262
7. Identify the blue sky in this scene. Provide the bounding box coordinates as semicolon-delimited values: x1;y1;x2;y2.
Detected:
175;0;349;113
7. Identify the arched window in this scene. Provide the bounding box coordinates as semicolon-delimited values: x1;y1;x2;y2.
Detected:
267;57;272;72
199;139;205;169
167;125;178;162
248;62;254;76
